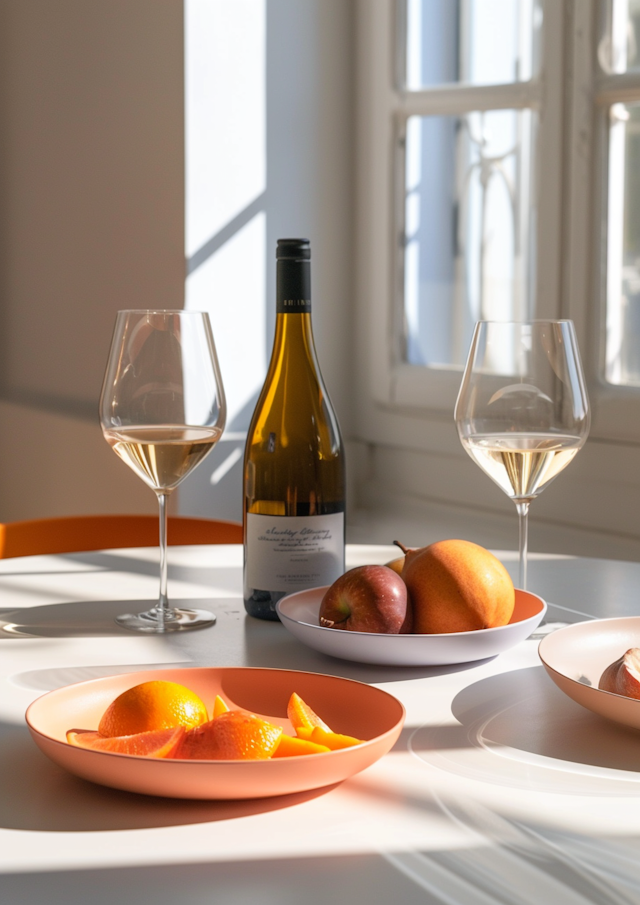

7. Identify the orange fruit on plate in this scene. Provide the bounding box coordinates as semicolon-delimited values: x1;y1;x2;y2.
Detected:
98;680;208;738
287;692;331;733
401;539;515;634
272;734;330;757
173;711;283;760
309;726;363;750
212;694;229;718
67;726;185;757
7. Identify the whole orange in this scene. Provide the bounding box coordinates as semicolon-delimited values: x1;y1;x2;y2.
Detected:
98;680;208;738
401;539;515;634
174;711;283;760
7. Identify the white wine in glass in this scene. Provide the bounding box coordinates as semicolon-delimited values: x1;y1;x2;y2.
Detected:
103;426;223;493
455;321;590;593
100;310;226;633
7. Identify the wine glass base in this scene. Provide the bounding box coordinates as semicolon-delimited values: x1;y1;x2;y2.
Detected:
115;608;217;633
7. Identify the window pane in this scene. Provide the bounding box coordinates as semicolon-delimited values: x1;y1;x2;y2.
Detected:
405;0;542;89
598;0;640;74
605;103;640;385
403;109;536;368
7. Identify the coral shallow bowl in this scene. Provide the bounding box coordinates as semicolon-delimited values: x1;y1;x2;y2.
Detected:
539;617;640;731
276;587;546;666
26;667;405;799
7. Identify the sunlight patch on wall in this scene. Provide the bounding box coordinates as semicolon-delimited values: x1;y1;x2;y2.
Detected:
185;0;266;258
184;0;267;430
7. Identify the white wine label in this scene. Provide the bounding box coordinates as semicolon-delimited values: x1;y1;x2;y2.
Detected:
246;512;345;593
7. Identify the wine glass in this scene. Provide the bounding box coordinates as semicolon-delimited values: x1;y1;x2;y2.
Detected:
454;320;590;595
100;310;226;632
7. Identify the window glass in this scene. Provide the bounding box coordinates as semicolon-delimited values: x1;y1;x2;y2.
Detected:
403;109;536;368
598;0;640;74
405;0;541;89
606;102;640;385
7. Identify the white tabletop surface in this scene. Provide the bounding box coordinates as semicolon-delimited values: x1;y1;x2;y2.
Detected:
2;543;640;904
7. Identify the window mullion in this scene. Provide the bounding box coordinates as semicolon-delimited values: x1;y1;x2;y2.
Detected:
531;0;565;321
398;81;541;117
596;71;640;105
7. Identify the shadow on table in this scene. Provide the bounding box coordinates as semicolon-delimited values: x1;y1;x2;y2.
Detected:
59;550;243;595
241;613;494;683
0;598;222;639
411;664;640;777
0;722;338;832
11;663;195;692
0;548;241;598
3;853;435;905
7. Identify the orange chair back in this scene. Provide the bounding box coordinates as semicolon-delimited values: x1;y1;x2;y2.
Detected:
0;515;243;559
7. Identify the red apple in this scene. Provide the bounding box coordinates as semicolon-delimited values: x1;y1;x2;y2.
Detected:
599;648;640;698
319;565;412;633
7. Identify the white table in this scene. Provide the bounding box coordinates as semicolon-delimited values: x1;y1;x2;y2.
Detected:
1;544;640;904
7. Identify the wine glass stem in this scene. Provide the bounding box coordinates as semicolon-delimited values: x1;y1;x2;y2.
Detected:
515;501;529;590
158;491;169;625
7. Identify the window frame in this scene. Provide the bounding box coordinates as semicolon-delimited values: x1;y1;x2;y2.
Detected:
357;0;640;450
356;0;566;419
569;0;640;443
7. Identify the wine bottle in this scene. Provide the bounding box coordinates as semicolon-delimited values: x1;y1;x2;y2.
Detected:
243;238;346;620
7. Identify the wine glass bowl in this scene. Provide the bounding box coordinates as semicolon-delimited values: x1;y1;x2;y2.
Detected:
454;321;590;591
100;310;226;632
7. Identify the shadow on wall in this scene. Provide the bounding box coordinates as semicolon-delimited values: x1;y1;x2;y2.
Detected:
178;392;260;523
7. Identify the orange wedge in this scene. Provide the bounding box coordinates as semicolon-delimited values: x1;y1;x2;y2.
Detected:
309;726;363;750
273;734;330;757
173;711;283;760
98;681;208;737
212;694;229;718
286;692;331;733
66;726;185;757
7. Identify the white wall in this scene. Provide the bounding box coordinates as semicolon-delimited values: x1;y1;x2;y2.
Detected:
0;0;355;524
0;0;184;519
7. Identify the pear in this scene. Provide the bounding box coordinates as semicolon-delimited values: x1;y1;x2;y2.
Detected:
384;556;405;575
599;649;640;698
387;542;423;576
395;539;515;634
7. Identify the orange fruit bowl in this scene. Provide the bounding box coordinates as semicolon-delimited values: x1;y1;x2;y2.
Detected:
25;667;405;800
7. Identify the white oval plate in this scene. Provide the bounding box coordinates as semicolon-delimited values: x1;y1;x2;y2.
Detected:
276;587;546;666
539;617;640;731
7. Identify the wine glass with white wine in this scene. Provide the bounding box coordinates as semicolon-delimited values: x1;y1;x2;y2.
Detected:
100;310;226;632
454;321;590;603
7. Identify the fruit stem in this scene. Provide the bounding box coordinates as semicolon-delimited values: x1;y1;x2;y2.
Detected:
393;540;410;554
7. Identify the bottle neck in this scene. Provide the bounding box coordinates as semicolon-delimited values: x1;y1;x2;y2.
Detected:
271;255;318;371
276;257;311;314
271;312;315;362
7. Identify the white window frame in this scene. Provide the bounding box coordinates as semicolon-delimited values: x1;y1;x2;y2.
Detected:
567;0;640;443
356;0;640;452
356;0;565;419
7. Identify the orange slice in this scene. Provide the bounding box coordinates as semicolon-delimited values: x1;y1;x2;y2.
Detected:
273;734;330;757
286;692;331;733
66;726;185;757
98;680;208;737
212;694;229;718
309;726;363;750
173;711;283;760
